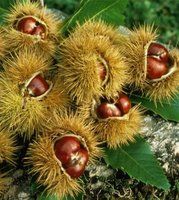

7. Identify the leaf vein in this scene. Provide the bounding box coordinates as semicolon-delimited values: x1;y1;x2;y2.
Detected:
91;0;119;20
120;148;161;183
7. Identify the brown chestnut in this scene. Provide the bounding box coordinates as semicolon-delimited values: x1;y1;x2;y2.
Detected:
17;16;46;39
54;136;81;165
27;74;49;97
115;93;131;115
147;57;168;80
98;63;107;81
147;42;169;63
54;135;89;179
17;17;36;35
96;102;121;119
65;148;89;179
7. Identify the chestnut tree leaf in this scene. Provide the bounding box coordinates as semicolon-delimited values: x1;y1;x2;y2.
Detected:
0;7;7;25
62;0;128;34
0;0;28;10
104;136;170;190
130;92;179;122
0;0;14;10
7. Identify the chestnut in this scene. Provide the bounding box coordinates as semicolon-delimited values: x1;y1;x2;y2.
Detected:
96;102;121;119
17;17;36;35
54;136;81;165
17;16;46;39
27;74;50;97
54;136;89;179
115;93;131;115
147;42;169;63
98;63;107;81
65;148;89;179
31;23;46;39
147;57;168;80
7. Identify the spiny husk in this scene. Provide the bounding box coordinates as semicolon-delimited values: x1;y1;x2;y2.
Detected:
26;135;82;199
2;49;51;82
120;25;158;89
26;113;102;198
58;20;129;104
0;72;69;139
120;25;179;102
71;20;125;44
145;48;179;102
0;129;17;164
4;0;61;57
94;106;142;148
0;29;6;60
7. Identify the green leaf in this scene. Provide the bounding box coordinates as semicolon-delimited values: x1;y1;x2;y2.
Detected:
0;0;29;9
0;7;8;25
0;0;13;10
104;137;170;190
62;0;128;33
130;93;179;122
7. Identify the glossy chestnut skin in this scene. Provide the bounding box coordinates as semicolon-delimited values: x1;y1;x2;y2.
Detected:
17;17;46;39
65;149;89;178
98;63;107;81
54;136;89;179
27;74;49;97
147;57;168;80
54;136;81;165
96;103;121;119
147;42;169;63
17;17;36;34
115;93;131;115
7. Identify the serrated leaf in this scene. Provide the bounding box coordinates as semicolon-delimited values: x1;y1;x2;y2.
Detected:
130;93;179;122
62;0;128;33
104;137;170;190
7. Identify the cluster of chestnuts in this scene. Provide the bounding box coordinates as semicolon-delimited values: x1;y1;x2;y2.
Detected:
0;1;178;199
